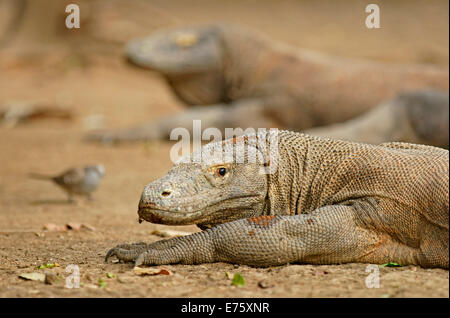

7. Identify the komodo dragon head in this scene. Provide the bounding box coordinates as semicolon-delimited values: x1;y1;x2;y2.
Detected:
126;24;227;105
125;24;271;105
138;134;275;229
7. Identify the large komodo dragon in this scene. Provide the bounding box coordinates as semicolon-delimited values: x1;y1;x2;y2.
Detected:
87;24;448;145
106;130;449;268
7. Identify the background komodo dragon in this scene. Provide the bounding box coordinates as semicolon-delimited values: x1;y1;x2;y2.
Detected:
106;130;449;268
305;90;449;149
87;24;448;145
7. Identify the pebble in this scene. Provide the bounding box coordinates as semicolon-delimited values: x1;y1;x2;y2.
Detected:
258;280;274;289
44;271;58;285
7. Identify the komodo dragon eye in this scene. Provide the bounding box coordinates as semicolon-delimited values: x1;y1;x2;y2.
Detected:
217;167;227;177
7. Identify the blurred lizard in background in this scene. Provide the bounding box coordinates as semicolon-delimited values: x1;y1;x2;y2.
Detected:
86;24;448;147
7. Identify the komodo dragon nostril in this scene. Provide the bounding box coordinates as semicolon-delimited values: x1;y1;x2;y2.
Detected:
161;190;172;197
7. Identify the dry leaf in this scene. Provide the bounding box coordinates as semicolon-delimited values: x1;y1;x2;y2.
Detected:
83;283;99;289
67;223;96;231
133;267;171;276
43;223;67;232
315;270;329;277
66;222;82;231
80;223;96;232
43;223;96;232
151;229;191;238
19;272;46;282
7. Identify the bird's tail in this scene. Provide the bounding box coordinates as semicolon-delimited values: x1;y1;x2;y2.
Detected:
28;173;54;180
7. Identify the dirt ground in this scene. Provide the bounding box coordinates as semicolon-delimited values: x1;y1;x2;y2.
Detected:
0;0;448;298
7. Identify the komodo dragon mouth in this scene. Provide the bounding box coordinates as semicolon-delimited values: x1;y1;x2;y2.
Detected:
137;194;262;225
138;207;205;225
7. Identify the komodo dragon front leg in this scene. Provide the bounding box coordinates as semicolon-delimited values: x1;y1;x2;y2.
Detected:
106;205;387;267
105;235;195;263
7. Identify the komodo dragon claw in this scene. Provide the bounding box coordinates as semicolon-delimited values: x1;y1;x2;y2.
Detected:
105;242;148;263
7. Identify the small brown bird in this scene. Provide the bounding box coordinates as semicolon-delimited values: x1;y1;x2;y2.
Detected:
29;164;105;202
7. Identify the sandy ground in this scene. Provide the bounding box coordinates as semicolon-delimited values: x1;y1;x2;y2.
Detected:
0;0;448;298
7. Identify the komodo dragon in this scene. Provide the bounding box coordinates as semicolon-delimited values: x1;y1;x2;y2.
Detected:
305;90;449;149
86;23;448;144
106;130;449;268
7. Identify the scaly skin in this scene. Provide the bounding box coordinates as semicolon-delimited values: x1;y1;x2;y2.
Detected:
86;23;448;145
106;131;449;268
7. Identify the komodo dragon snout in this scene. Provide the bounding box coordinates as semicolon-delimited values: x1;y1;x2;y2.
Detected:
138;144;269;228
126;26;224;75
